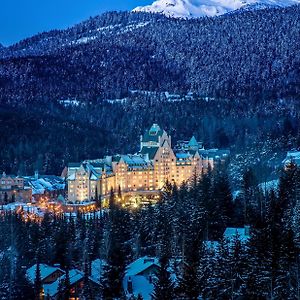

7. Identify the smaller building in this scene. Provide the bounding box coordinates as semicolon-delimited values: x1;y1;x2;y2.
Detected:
27;263;99;300
224;226;251;244
0;172;32;204
282;150;300;168
123;256;160;300
43;269;82;299
26;264;65;285
23;171;66;202
43;268;100;300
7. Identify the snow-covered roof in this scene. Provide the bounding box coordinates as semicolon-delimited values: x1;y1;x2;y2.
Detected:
121;155;149;167
176;152;190;159
26;264;64;284
125;256;159;277
24;175;65;195
283;151;300;166
2;203;44;217
90;259;107;283
224;226;250;243
43;269;83;297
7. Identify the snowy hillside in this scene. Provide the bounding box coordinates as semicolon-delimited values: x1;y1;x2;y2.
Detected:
133;0;300;17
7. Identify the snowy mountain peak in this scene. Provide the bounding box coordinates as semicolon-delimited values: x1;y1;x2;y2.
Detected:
133;0;300;18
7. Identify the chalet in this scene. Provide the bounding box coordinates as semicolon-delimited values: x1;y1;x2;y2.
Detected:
224;226;251;244
283;150;300;168
26;264;65;285
123;256;160;300
43;269;85;299
23;171;66;201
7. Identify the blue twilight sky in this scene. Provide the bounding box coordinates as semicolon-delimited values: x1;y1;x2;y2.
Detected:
0;0;152;46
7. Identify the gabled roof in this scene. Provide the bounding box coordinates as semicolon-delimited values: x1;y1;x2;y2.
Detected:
26;264;64;284
224;227;250;243
142;124;164;143
24;175;65;195
188;136;198;148
283;151;300;165
140;147;159;160
117;154;150;169
125;256;160;277
43;269;83;297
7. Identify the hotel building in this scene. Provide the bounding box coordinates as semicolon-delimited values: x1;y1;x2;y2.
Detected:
67;124;229;204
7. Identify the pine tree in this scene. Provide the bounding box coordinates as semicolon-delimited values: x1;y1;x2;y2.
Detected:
207;238;231;299
81;259;94;300
102;189;128;299
152;256;174;300
178;236;202;299
213;170;234;229
34;262;42;300
241;167;258;224
155;200;172;259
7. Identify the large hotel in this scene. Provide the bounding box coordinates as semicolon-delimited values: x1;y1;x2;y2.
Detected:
67;124;229;205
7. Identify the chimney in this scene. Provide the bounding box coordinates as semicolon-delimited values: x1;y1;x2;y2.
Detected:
127;276;133;294
35;170;39;180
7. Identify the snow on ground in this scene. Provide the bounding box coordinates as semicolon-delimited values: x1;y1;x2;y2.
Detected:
133;0;300;18
71;22;150;45
258;179;279;193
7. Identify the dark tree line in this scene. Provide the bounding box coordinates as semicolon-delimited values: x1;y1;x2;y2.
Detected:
1;91;300;177
1;164;300;298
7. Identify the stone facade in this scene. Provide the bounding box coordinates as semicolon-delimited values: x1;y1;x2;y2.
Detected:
0;172;32;203
66;124;229;203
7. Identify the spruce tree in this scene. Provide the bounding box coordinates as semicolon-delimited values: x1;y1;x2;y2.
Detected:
152;256;174;300
34;262;42;300
102;189;128;299
178;235;202;299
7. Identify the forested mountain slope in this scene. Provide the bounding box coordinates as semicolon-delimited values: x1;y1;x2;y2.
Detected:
0;6;300;103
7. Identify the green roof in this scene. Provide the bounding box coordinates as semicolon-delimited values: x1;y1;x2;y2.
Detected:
188;136;198;148
142;124;164;143
140;147;159;160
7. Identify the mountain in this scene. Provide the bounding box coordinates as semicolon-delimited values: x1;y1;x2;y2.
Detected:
0;7;299;176
0;7;300;104
133;0;300;17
